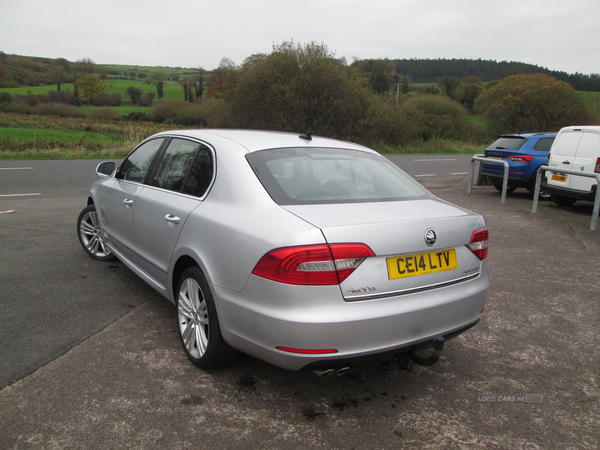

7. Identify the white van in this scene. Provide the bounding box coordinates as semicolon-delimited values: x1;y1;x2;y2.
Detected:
543;126;600;206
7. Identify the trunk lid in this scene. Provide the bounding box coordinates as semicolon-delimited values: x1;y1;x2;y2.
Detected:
283;198;486;301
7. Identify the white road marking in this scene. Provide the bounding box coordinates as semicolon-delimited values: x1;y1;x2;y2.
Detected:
451;172;469;175
415;174;436;177
0;210;18;214
0;193;41;197
413;159;457;162
0;167;34;170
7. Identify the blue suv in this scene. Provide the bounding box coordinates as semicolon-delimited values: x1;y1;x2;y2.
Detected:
481;132;557;199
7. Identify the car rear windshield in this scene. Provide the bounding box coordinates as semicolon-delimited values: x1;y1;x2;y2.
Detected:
488;137;526;150
246;147;430;205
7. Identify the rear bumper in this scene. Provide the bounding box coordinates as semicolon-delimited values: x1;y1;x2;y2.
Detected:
541;180;597;201
214;269;489;371
483;173;532;189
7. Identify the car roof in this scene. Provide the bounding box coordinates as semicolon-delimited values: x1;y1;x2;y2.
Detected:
151;129;375;154
499;132;557;138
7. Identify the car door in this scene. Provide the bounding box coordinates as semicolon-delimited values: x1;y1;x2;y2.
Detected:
97;137;166;263
133;138;215;289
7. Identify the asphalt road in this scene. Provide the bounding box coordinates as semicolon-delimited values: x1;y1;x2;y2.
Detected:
0;156;473;390
1;157;599;449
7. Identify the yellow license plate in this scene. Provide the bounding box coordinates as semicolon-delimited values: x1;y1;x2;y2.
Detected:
387;249;457;280
489;156;502;160
551;174;567;182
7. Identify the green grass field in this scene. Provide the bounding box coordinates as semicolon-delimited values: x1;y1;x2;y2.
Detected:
0;78;190;102
0;127;124;145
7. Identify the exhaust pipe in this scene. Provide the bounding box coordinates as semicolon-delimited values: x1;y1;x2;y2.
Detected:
312;367;351;378
312;368;335;378
409;335;445;366
335;367;351;377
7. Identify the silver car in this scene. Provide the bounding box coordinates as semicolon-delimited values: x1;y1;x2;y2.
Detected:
78;129;489;374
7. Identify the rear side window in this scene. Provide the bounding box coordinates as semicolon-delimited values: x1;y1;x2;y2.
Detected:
488;137;525;150
533;137;555;151
246;147;430;205
183;145;214;197
152;139;201;192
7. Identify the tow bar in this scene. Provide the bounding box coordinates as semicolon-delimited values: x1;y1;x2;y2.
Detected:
398;336;445;372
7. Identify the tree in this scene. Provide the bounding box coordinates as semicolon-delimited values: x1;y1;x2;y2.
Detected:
437;76;462;99
456;83;483;111
195;74;204;99
153;69;166;99
475;73;597;134
222;41;373;141
126;86;143;105
74;74;103;101
180;77;196;102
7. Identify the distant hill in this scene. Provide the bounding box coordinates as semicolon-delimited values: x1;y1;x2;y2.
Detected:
384;58;600;91
0;52;199;89
1;52;599;92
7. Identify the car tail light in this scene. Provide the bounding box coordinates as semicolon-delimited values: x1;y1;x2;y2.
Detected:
253;243;375;285
466;227;488;261
506;155;534;163
595;158;600;174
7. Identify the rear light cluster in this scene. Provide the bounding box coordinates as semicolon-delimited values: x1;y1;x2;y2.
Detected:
253;243;374;285
595;157;600;174
467;227;489;260
506;155;534;163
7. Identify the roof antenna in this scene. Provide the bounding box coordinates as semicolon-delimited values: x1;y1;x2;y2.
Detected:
299;131;313;141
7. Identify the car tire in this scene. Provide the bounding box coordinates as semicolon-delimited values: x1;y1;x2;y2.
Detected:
176;267;239;369
494;184;516;193
551;194;577;207
529;185;552;201
77;205;116;261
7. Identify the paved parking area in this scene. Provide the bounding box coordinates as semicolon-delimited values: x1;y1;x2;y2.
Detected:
0;180;598;449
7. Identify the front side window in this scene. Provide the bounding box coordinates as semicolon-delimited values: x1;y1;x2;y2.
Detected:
246;147;430;205
120;138;165;183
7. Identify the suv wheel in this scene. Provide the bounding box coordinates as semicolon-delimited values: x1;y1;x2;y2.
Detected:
494;184;516;193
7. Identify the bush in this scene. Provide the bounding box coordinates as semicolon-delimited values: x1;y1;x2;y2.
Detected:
91;108;120;120
148;99;209;126
475;74;597;134
402;94;474;141
30;102;88;118
47;90;77;105
362;99;425;146
89;92;112;106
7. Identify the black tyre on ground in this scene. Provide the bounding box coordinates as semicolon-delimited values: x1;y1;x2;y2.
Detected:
77;205;115;261
494;184;517;193
176;266;239;369
551;194;577;207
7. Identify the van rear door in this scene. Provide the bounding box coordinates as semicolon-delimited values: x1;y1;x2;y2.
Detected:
571;130;600;192
547;128;582;189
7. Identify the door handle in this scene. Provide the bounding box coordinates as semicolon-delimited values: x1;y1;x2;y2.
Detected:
165;214;181;226
562;160;571;164
123;199;134;208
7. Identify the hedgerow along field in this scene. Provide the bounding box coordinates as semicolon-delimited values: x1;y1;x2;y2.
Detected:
0;113;178;160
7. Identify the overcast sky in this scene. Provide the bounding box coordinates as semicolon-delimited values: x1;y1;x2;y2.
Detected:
2;0;599;75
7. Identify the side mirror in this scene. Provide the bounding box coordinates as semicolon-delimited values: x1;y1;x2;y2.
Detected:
96;161;116;177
